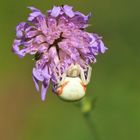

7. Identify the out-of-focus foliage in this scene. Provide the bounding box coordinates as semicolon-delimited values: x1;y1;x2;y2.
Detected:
0;0;139;140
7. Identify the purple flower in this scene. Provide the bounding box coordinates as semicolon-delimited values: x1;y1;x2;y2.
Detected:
12;5;107;101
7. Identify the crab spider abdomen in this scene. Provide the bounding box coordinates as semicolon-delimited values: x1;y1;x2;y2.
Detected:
56;77;86;101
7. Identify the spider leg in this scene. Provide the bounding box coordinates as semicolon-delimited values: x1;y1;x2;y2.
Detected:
80;65;92;85
85;65;92;85
80;66;87;85
56;66;68;87
53;66;61;84
53;65;63;83
60;70;67;85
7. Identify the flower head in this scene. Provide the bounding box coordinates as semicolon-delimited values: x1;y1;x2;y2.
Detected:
12;5;107;101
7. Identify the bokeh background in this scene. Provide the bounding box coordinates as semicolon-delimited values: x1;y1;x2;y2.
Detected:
0;0;139;140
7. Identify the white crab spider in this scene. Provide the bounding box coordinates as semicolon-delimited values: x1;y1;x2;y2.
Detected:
55;64;92;101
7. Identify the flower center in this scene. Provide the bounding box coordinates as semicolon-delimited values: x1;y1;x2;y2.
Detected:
34;32;65;61
49;32;65;59
49;32;65;48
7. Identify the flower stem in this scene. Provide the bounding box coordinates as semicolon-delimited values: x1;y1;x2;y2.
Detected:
83;112;100;140
75;97;100;140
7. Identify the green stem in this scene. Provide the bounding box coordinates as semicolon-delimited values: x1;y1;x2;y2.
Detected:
74;97;100;140
83;112;100;140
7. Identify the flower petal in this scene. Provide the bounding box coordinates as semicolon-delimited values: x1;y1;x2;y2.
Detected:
32;67;44;81
28;6;41;12
41;79;50;101
16;22;28;38
32;75;40;91
12;39;25;58
49;47;60;65
99;40;108;53
50;6;61;17
63;5;75;17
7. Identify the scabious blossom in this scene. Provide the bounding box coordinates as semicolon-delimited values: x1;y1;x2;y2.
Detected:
12;5;107;101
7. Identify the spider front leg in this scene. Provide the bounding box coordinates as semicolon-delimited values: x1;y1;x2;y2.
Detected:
56;69;69;96
86;65;92;84
80;65;92;85
59;71;67;85
53;65;65;86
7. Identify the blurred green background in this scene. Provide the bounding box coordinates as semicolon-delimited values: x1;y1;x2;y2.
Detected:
0;0;139;140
